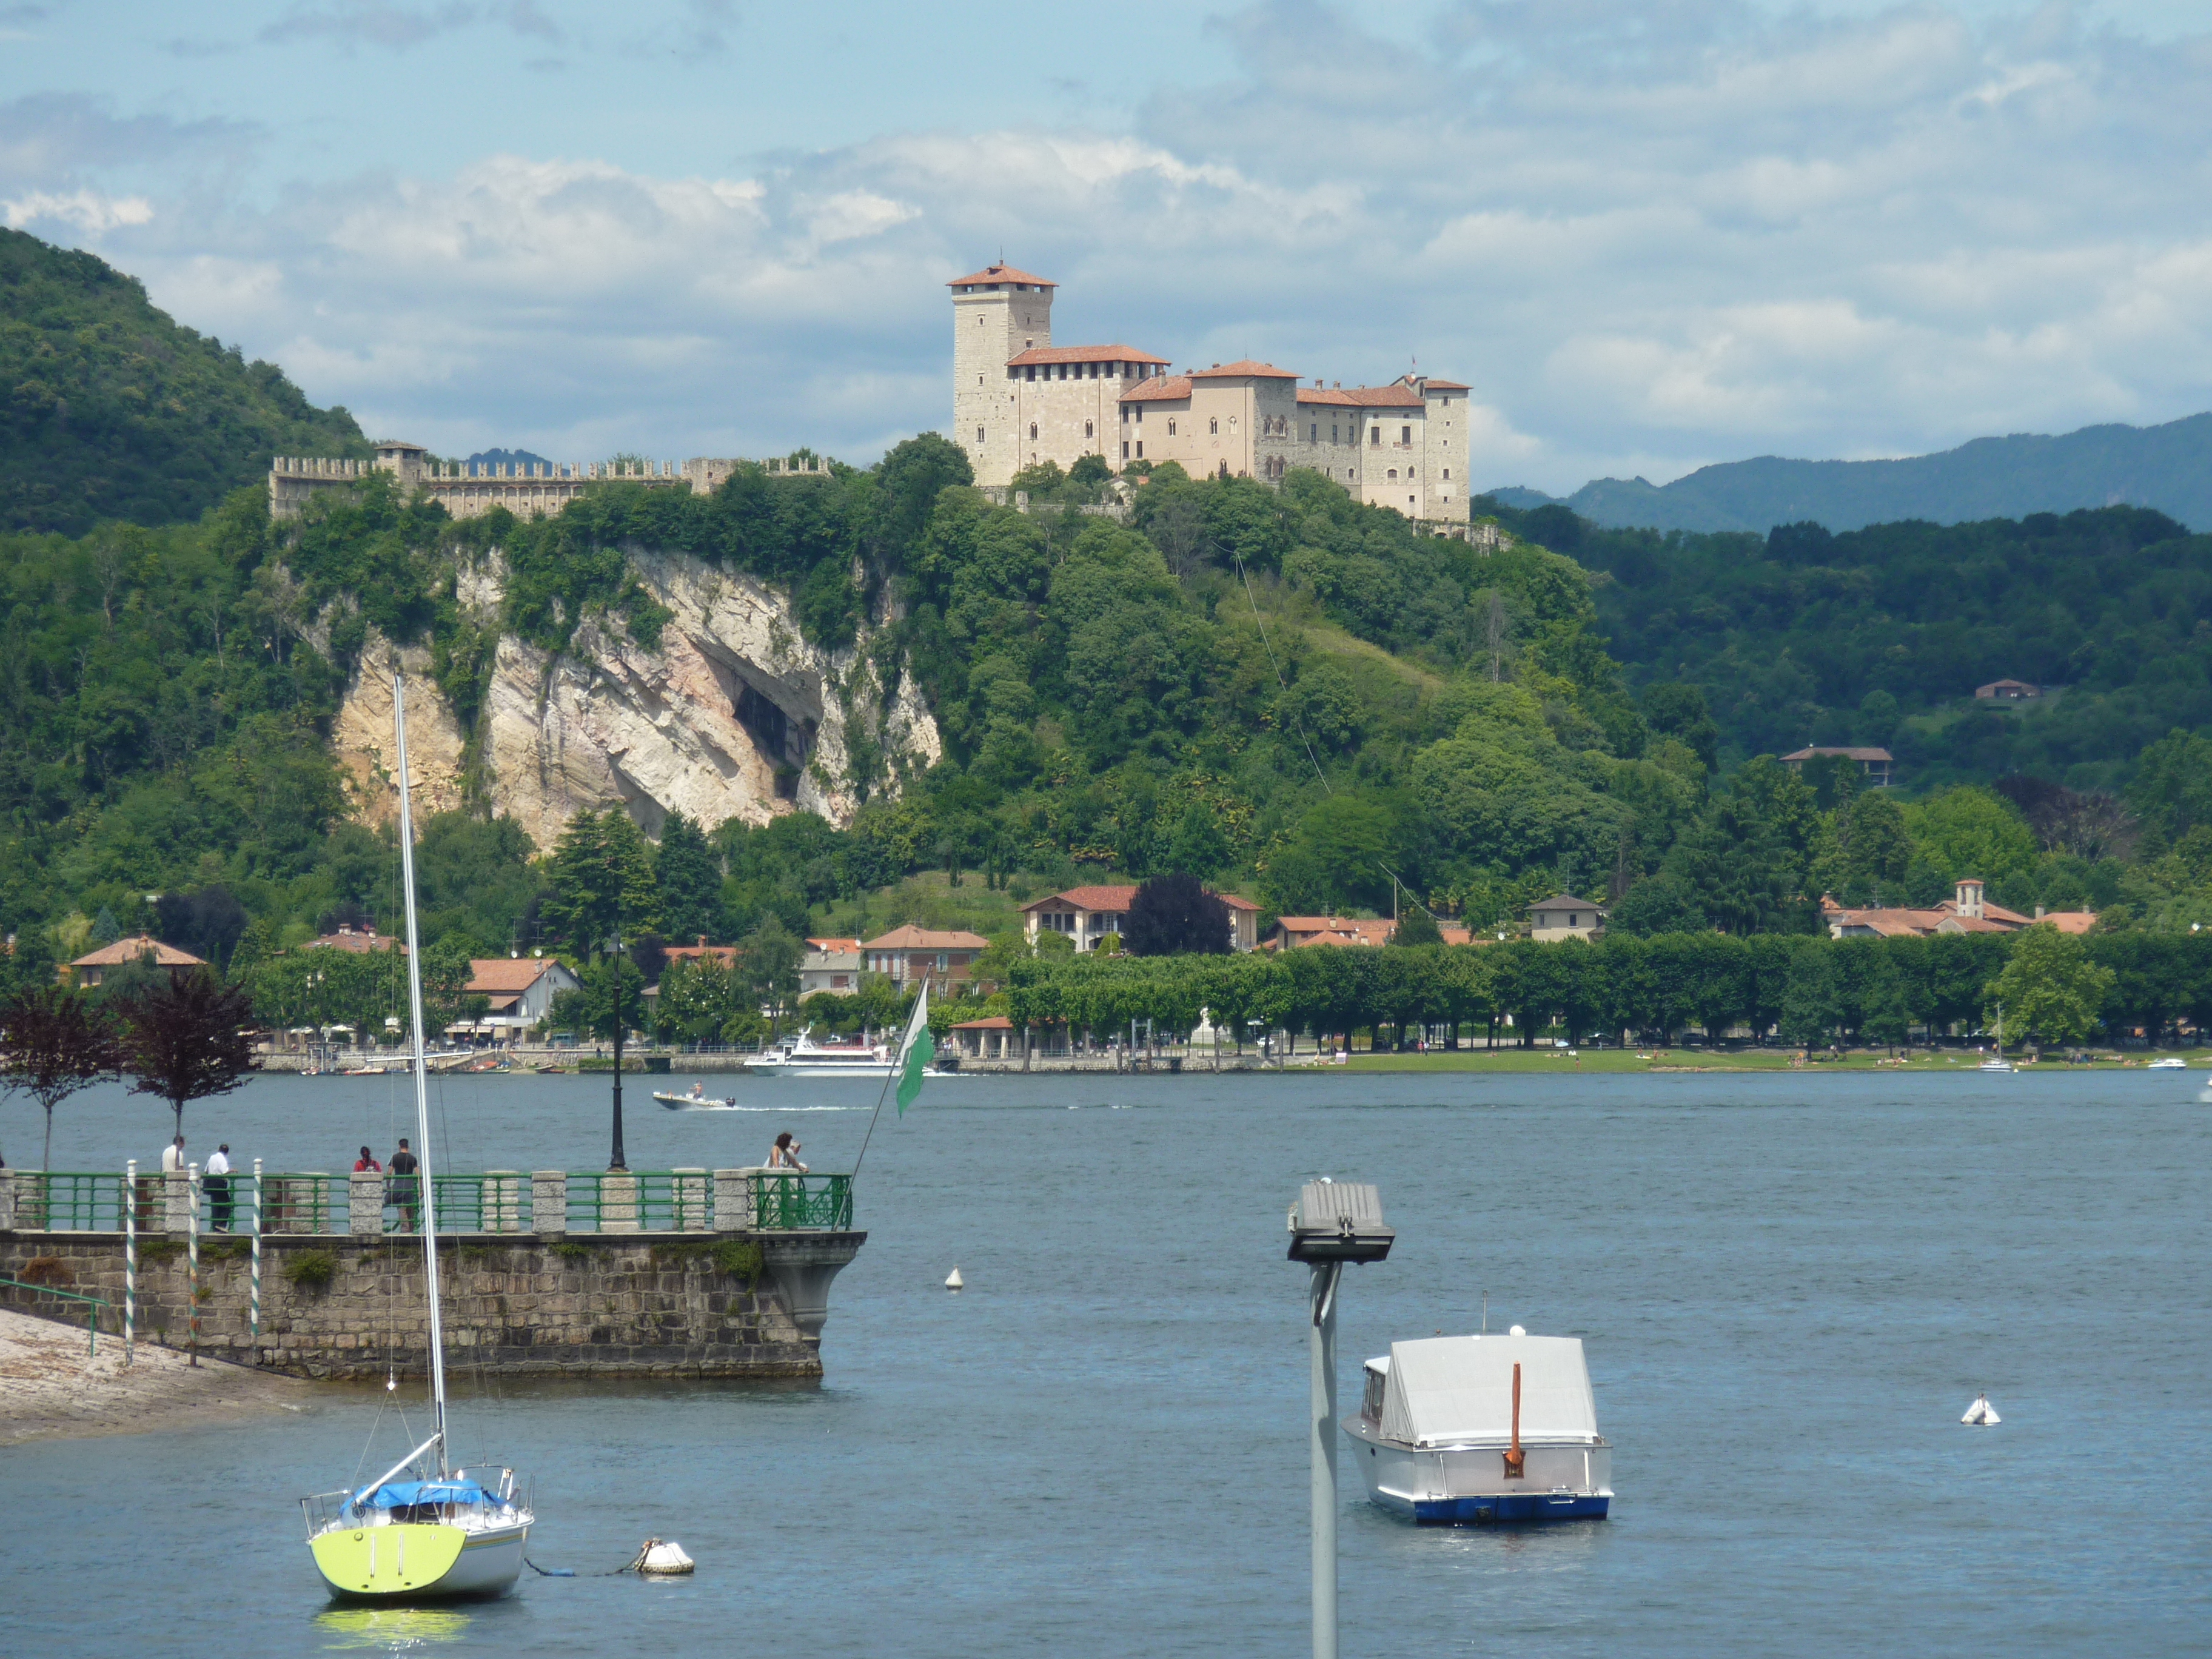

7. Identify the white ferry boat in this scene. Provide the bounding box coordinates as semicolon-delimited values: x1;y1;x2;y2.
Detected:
1342;1331;1612;1525
745;1030;950;1079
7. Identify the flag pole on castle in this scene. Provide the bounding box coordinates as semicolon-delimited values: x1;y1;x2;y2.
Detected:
853;984;931;1179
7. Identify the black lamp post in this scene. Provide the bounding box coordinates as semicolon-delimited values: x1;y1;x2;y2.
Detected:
606;927;628;1172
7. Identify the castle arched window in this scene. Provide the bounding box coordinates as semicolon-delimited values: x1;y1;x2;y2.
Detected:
976;427;985;444
1085;420;1094;438
1029;422;1038;440
1168;418;1178;436
1387;468;1398;480
1210;417;1219;435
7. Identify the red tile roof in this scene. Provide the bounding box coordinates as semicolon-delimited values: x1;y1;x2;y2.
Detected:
465;958;567;993
2039;911;2099;934
301;928;403;954
947;263;1056;288
1024;885;1138;913
1190;359;1300;379
1783;746;1893;763
806;937;865;954
69;935;204;969
1121;375;1192;403
1295;384;1426;408
1416;378;1470;390
863;926;990;951
951;1015;1015;1030
1007;343;1168;366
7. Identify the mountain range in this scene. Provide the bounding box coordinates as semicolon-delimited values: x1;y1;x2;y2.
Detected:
1491;412;2212;536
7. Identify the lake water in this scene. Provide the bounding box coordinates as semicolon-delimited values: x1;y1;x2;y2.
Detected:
4;1068;2207;1655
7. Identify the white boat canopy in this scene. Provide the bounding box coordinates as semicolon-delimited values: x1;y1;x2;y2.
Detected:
1379;1335;1600;1448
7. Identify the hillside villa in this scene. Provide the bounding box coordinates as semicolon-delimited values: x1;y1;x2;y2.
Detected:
1022;885;1261;953
62;935;204;986
1527;896;1608;943
1823;879;2096;938
1783;746;1895;787
862;926;989;995
464;957;581;1036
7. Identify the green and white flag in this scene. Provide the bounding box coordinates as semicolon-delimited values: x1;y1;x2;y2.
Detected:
895;984;934;1117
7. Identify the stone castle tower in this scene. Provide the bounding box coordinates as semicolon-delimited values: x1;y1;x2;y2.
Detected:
951;263;1056;487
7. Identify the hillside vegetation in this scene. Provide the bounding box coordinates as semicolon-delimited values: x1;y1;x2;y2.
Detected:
1;229;369;535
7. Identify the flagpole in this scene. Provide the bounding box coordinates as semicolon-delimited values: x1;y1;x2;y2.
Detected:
853;984;926;1181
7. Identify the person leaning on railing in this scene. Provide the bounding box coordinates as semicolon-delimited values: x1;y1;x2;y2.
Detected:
387;1138;420;1230
766;1133;808;1173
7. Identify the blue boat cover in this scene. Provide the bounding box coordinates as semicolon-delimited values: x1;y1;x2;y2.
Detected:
352;1479;490;1510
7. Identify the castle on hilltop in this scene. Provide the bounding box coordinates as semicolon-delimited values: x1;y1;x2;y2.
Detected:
950;261;1471;526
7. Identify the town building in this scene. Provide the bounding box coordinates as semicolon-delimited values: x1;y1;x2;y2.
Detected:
1823;880;2096;939
801;937;863;998
862;927;988;996
948;1014;1017;1061
1974;679;2043;702
1262;915;1474;950
464;957;582;1035
948;262;1472;526
1527;896;1607;943
1782;746;1895;788
62;936;204;987
1022;885;1261;953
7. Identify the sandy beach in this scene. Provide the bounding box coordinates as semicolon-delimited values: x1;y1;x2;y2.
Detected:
0;1306;312;1446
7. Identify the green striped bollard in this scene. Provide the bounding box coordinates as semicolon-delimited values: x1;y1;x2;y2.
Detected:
123;1159;136;1364
250;1158;263;1348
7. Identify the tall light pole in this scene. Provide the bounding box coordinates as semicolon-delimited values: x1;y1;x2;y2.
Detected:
606;925;627;1172
1287;1181;1393;1659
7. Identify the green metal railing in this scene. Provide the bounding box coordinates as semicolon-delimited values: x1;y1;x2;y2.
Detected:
0;1275;113;1356
10;1168;852;1235
754;1172;854;1231
564;1170;716;1234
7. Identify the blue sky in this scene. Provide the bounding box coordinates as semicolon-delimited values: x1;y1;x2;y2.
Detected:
5;0;2211;491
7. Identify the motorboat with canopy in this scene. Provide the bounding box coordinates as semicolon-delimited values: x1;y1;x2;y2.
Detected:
300;674;535;1599
1342;1331;1612;1524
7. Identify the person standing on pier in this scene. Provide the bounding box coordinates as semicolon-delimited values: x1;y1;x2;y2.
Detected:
162;1134;185;1175
388;1138;420;1231
205;1143;233;1232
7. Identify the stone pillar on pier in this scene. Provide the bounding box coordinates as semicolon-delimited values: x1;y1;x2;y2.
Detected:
672;1168;710;1231
0;1170;15;1230
349;1171;384;1236
164;1170;194;1235
712;1168;752;1232
532;1171;568;1235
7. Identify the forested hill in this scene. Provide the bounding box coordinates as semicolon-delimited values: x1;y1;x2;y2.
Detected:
1498;411;2212;535
1481;496;2212;796
0;229;370;535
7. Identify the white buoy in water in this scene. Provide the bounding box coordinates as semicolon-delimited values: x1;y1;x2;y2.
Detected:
638;1538;694;1575
945;1266;965;1290
1961;1393;2002;1426
1508;1324;1526;1337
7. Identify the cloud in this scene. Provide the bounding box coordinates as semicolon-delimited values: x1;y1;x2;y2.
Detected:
15;1;2212;491
3;188;153;233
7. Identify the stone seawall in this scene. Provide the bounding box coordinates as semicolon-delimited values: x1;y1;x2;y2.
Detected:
0;1231;862;1381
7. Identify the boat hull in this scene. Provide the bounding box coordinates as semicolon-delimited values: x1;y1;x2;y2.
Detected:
310;1521;529;1600
1344;1417;1611;1526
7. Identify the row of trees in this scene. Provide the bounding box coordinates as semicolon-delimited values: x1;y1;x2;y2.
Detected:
0;972;256;1168
997;926;2161;1053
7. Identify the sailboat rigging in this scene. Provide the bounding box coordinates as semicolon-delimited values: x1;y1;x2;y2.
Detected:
301;673;536;1599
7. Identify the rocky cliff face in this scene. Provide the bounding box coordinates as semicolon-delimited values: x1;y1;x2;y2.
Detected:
333;544;939;847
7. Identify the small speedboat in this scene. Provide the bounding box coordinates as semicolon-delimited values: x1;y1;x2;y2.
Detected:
1343;1330;1612;1525
1977;1057;2015;1073
2148;1057;2187;1070
654;1086;737;1110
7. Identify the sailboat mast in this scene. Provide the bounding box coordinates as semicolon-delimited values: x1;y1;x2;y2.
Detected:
392;672;450;1471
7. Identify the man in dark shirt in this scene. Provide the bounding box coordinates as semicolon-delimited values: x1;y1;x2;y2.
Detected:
388;1138;420;1232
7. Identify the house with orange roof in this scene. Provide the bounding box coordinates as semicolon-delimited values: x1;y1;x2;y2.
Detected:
862;927;990;996
1261;915;1473;950
300;922;403;954
1824;879;2096;939
62;935;204;987
465;956;582;1033
1021;884;1261;953
802;936;864;998
948;261;1470;526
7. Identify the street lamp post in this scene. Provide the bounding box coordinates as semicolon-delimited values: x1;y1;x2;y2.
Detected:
1286;1181;1394;1659
606;928;627;1172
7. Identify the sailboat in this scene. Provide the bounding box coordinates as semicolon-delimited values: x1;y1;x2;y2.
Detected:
301;674;535;1599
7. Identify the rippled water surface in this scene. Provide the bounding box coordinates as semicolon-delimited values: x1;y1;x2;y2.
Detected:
4;1067;2207;1655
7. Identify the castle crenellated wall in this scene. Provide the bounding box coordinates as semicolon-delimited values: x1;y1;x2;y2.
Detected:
267;451;837;522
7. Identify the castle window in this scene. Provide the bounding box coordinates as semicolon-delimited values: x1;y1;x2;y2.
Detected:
1443;468;1450;480
1122;441;1129;459
1310;423;1317;441
1134;406;1142;423
1370;426;1381;446
1332;424;1339;443
1167;419;1177;436
1401;425;1412;444
1121;406;1128;423
976;427;985;444
1136;441;1144;458
1085;420;1094;437
1029;423;1038;440
1209;417;1218;435
1387;468;1397;480
1026;365;1036;381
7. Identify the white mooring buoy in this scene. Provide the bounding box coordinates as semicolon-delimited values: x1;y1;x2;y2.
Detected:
638;1538;694;1575
945;1266;965;1290
1961;1392;2002;1426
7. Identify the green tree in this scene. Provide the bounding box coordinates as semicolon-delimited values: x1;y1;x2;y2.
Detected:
739;917;803;1032
654;811;723;943
1778;947;1842;1048
541;809;660;951
1985;925;2115;1049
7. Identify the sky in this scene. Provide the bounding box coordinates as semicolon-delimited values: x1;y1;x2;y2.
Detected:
4;0;2211;493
